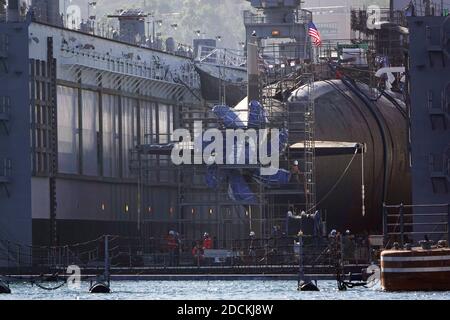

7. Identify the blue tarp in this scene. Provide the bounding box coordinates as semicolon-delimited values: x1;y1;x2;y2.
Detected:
206;101;290;202
279;128;289;153
228;173;256;202
264;128;289;157
205;166;225;189
212;105;245;129
248;100;269;128
253;168;291;186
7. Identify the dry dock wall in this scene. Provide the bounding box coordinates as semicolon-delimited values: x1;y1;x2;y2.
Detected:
0;20;33;258
408;16;450;241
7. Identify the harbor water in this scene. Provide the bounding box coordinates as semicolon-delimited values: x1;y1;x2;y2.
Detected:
0;281;449;300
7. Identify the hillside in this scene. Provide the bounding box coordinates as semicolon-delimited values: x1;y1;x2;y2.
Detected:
95;0;251;49
65;0;390;49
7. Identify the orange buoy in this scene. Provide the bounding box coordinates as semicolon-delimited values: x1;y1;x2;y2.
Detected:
381;247;450;291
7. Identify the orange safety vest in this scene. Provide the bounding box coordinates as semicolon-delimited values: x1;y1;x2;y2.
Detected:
203;237;213;249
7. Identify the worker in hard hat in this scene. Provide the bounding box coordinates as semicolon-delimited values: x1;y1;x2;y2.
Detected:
167;230;179;266
203;232;213;250
343;229;355;263
290;160;301;186
192;240;204;266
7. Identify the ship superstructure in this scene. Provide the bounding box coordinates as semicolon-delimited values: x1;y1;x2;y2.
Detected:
244;0;312;61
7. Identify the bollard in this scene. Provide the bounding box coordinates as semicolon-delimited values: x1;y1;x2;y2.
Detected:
89;235;111;293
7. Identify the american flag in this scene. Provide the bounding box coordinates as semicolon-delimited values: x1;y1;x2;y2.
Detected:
308;22;322;47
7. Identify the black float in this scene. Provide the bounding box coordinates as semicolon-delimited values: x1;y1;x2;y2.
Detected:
0;281;11;294
89;235;111;294
89;281;111;293
298;281;320;292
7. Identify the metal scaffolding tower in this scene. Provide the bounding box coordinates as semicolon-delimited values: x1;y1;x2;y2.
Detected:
129;61;317;246
298;75;316;214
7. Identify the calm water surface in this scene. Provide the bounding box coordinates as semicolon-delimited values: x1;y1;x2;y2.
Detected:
1;281;449;300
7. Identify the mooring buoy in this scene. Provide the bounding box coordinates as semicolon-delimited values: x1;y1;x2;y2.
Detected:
0;281;11;294
89;282;111;293
298;281;319;291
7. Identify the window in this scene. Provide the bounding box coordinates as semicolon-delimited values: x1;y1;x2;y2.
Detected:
102;94;120;177
157;104;174;182
122;97;138;178
140;100;156;145
81;90;99;176
57;86;79;174
158;103;169;144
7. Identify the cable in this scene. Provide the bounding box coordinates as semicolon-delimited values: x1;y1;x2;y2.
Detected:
341;76;392;207
323;78;378;179
2;274;67;291
32;281;66;291
381;89;408;119
307;148;359;214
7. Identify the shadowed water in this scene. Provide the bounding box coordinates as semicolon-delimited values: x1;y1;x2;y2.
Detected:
1;281;449;300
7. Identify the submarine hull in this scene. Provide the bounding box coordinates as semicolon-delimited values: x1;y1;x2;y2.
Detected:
195;63;247;107
288;80;411;234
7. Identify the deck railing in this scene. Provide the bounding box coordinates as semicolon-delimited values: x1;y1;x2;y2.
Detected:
243;9;312;25
383;203;450;248
195;45;246;68
0;234;371;273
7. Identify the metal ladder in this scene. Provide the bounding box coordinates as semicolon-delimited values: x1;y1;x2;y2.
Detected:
302;75;316;214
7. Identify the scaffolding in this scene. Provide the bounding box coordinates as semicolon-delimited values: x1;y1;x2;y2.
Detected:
130;83;316;247
350;7;408;71
128;38;317;246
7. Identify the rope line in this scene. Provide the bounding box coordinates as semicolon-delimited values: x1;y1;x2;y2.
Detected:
32;281;66;291
306;148;359;213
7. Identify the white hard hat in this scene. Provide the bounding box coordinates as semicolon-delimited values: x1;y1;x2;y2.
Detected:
294;160;299;166
169;230;175;235
249;231;256;237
